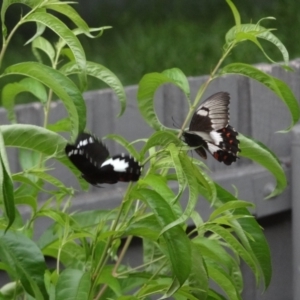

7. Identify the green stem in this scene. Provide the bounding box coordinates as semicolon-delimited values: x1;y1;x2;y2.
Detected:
92;183;133;299
0;1;44;69
116;255;165;277
178;43;235;138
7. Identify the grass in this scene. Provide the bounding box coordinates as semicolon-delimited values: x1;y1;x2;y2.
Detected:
2;0;300;95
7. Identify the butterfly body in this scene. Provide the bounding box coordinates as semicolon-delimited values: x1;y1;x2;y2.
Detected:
183;92;240;165
65;133;142;185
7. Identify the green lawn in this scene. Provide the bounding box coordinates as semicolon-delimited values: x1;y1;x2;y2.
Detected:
2;0;300;93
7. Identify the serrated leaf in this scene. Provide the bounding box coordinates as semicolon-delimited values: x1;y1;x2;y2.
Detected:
162;68;190;103
220;63;300;131
160;153;199;234
0;130;14;230
140;131;180;159
60;61;126;116
238;134;286;198
1;62;86;138
55;269;91;300
25;22;46;46
204;223;258;283
23;12;86;71
189;243;209;299
137;69;190;131
215;184;272;289
135;188;191;286
206;261;241;300
0;124;84;187
1;0;43;39
2;78;48;123
226;23;289;65
124;214;160;240
209;200;255;221
32;36;55;63
43;3;89;33
47;117;72;133
104;134;140;159
0;230;47;299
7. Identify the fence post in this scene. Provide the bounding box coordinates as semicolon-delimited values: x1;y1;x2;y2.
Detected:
292;124;300;300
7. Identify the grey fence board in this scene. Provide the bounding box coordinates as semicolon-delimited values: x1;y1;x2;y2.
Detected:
2;58;300;299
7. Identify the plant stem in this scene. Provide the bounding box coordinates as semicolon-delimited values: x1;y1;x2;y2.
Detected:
177;43;235;138
92;183;133;299
0;1;43;69
116;255;165;277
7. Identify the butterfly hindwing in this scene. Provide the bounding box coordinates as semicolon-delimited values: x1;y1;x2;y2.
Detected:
183;92;240;165
65;133;142;185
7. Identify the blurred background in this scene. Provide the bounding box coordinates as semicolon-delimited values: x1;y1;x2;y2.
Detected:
2;0;300;93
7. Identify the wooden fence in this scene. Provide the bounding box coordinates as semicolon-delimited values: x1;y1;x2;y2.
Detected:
1;59;300;299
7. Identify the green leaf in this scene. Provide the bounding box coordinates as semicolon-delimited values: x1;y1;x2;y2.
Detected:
209;200;255;221
239;134;286;198
98;265;122;297
161;153;199;233
32;36;55;63
1;0;43;39
193;237;234;271
215;184;272;289
226;23;289;65
0;124;88;189
0;130;14;230
220;63;300;131
0;230;47;299
206;261;241;300
104;134;140;159
43;3;90;33
124;214;160;240
25;22;46;46
162;68;190;103
140;131;180;159
2;78;48;123
23;12;86;71
137;69;190;131
135;188;191;286
60;61;127;116
47;118;72;133
189;243;209;299
204;223;258;282
167;144;186;201
225;0;241;27
55;269;91;300
1;62;86;138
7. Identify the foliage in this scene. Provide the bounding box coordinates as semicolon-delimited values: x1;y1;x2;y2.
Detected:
0;0;298;299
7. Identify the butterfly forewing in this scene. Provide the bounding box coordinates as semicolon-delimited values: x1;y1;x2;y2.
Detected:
190;92;230;132
183;92;240;165
65;133;142;185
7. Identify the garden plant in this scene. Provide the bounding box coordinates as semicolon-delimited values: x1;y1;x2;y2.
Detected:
0;0;298;299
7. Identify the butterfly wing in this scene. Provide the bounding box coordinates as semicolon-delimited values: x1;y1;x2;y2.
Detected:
183;92;240;165
65;133;110;185
65;133;142;185
189;92;230;132
97;154;142;184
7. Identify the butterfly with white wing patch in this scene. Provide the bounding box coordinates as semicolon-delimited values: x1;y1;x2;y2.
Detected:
65;133;142;185
183;92;240;165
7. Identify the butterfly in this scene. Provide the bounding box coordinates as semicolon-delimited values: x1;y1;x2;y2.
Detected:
65;132;142;185
182;92;240;165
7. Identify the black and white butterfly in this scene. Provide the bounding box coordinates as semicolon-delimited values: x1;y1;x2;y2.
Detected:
65;133;142;185
183;92;240;165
